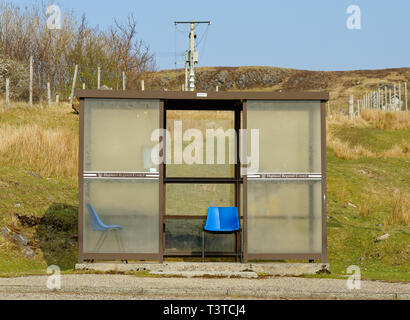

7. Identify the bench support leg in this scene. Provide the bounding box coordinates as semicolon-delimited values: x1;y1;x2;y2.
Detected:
202;230;205;263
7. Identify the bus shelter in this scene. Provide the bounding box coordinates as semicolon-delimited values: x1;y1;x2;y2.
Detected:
76;90;329;263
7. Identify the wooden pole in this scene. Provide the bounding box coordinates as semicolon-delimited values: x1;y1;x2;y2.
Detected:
5;78;10;108
399;82;402;110
384;87;387;110
371;92;374;109
47;82;51;106
368;93;370;109
141;80;145;91
97;67;101;89
370;92;372;109
349;94;354;119
29;56;33;108
69;64;78;104
393;84;397;109
405;82;408;112
122;72;126;90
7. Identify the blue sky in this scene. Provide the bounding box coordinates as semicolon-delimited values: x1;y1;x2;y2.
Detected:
11;0;410;71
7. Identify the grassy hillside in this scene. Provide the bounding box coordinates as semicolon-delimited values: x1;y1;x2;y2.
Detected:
0;83;409;281
140;66;410;109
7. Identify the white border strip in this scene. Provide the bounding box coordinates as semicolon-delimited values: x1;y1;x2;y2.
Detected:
83;171;159;180
247;172;322;181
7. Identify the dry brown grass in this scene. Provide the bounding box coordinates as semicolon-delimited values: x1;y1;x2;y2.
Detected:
326;127;375;160
359;201;375;219
385;191;410;226
328;109;410;130
327;112;369;128
0;124;78;178
360;109;410;130
381;140;410;159
327;111;410;160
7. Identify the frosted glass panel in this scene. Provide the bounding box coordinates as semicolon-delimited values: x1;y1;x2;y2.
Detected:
247;180;321;254
83;179;158;253
247;101;321;173
166;110;235;177
84;99;160;172
165;219;236;252
166;184;235;216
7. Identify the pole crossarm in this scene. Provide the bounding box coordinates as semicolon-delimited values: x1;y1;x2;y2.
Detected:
174;21;211;25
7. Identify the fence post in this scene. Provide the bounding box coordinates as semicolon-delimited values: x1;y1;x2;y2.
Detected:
69;64;78;104
29;56;33;108
368;92;370;109
5;78;10;108
56;94;59;104
384;87;387;110
122;72;126;90
141;80;145;91
393;84;397;109
97;67;101;89
47;82;51;107
399;82;402;110
349;94;354;119
405;82;408;112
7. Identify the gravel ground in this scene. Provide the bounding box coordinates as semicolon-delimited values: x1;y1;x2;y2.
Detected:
0;274;409;300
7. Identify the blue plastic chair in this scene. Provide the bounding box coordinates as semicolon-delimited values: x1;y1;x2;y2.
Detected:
87;203;123;252
202;207;242;262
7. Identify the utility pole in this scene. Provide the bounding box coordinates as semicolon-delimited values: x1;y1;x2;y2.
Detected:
174;20;211;91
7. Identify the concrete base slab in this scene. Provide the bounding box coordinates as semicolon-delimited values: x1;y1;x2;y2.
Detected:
75;262;330;277
150;271;258;278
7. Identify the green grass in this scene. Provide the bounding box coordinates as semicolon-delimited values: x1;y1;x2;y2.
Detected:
333;127;410;153
324;130;410;281
0;165;78;275
0;104;409;281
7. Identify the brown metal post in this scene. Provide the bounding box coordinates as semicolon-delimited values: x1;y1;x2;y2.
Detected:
242;101;248;263
234;108;241;262
78;98;85;263
320;101;328;263
159;100;165;263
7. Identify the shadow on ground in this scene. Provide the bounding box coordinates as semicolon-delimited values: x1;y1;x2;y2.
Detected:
33;203;78;270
